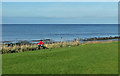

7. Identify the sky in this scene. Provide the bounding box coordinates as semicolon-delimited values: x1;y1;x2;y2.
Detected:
2;2;118;24
1;0;119;2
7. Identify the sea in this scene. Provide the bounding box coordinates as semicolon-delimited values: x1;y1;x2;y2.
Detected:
2;24;118;42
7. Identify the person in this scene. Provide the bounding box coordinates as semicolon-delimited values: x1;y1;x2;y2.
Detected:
38;40;44;50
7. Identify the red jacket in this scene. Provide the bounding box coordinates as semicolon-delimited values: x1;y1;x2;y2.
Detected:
38;41;44;45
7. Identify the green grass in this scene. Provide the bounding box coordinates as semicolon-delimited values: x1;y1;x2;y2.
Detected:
2;42;118;74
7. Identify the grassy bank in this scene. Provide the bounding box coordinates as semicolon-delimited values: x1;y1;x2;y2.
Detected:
2;42;118;74
2;41;80;54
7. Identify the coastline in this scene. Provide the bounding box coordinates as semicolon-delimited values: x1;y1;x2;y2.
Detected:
2;35;119;44
1;35;119;54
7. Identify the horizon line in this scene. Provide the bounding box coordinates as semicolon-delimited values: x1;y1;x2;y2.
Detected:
2;23;118;24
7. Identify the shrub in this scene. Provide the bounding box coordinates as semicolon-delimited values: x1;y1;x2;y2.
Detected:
2;40;81;54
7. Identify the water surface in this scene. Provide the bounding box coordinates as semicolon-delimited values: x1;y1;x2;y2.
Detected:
2;24;118;41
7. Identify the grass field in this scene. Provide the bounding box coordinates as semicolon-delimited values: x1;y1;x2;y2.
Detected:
2;42;118;74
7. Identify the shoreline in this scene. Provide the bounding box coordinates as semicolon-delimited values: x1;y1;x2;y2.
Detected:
2;35;119;44
1;37;118;54
1;39;118;54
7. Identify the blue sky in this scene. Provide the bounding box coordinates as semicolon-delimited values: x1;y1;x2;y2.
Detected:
2;2;118;24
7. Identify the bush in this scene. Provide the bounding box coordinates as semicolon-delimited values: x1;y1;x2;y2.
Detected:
2;41;80;54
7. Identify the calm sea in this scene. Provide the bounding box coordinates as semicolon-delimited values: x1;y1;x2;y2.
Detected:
2;24;118;41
